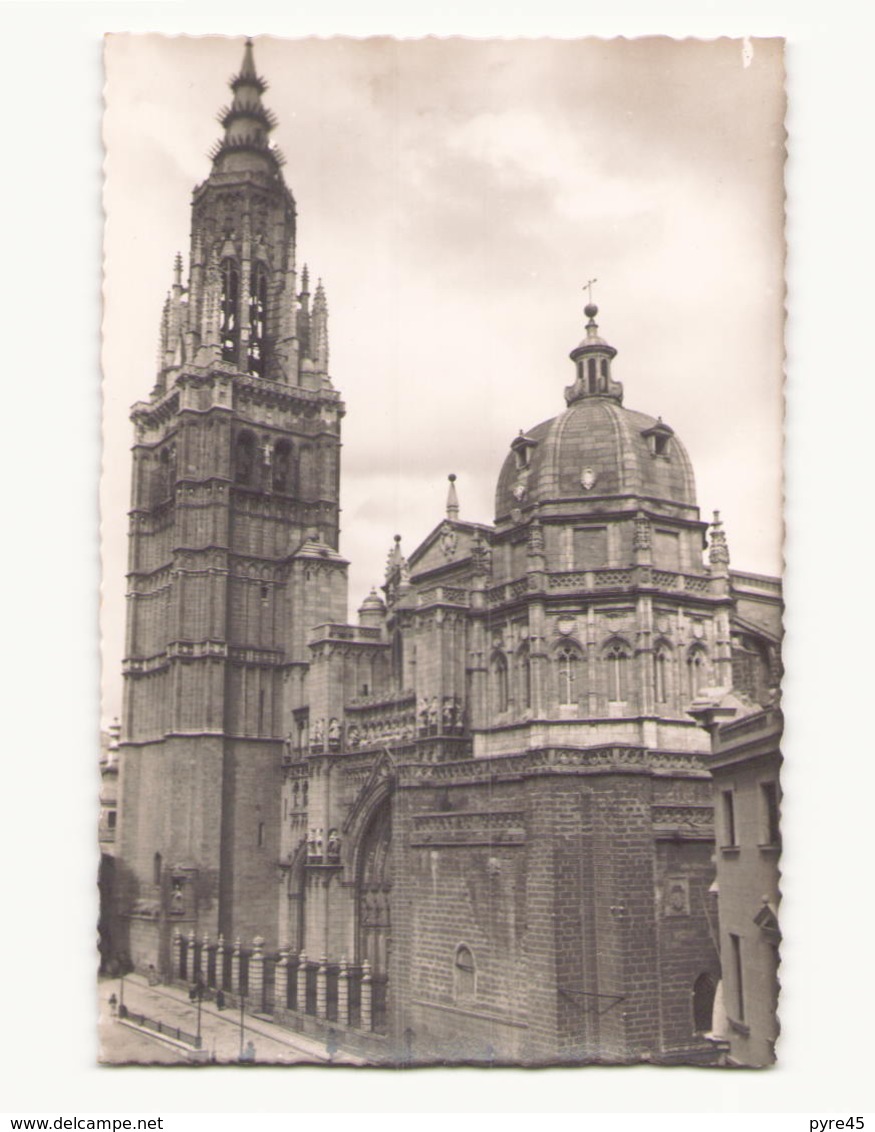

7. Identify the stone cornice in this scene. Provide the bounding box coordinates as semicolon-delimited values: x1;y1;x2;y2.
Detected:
478;566;731;611
397;744;710;787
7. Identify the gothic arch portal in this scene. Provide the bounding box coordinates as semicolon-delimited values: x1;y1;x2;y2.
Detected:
356;795;392;978
355;794;392;1035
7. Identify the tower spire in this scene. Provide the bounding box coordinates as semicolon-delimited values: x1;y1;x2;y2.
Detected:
239;37;258;82
210;37;283;173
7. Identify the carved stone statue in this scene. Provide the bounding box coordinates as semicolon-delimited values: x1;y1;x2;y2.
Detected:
440;522;458;558
327;717;341;749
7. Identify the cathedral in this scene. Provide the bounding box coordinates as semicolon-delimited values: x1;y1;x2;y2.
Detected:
113;40;782;1065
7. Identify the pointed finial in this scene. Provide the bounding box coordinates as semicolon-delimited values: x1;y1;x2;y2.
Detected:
173;253;183;288
240;38;258;80
446;474;459;520
709;510;730;568
301;264;310;293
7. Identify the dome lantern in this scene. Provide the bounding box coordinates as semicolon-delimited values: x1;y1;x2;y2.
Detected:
565;303;623;406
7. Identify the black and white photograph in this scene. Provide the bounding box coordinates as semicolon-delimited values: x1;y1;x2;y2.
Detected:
97;32;786;1069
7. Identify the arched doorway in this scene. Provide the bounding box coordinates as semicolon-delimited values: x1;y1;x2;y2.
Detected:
357;797;392;1032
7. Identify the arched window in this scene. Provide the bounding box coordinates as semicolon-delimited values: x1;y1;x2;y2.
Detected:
556;644;580;706
220;258;239;364
605;641;630;702
517;643;532;710
235;431;256;485
692;972;717;1033
655;645;670;704
158;445;176;501
248;263;268;375
687;646;708;699
454;945;476;1003
153;852;162;886
299;445;315;498
599;357;609;390
491;652;509;713
587;356;597;393
272;440;293;493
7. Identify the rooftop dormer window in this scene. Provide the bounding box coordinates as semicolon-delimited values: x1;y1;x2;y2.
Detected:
641;418;674;458
511;432;538;471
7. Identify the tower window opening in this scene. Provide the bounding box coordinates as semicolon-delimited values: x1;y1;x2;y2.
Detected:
158;446;176;501
655;647;669;704
556;644;579;706
272;440;293;493
220;258;239;363
605;642;629;701
518;644;532;710
687;647;708;698
248;263;268;375
235;431;256;485
491;652;509;713
599;356;608;391
587;357;597;393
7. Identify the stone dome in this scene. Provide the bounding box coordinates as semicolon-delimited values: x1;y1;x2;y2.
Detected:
495;397;697;522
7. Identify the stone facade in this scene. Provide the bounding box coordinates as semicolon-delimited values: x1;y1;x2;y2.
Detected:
112;40;782;1066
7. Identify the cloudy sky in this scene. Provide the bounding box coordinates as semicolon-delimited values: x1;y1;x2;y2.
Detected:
102;34;785;723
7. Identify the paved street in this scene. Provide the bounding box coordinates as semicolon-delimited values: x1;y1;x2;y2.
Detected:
98;975;362;1066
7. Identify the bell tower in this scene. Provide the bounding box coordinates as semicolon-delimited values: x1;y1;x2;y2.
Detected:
117;39;348;971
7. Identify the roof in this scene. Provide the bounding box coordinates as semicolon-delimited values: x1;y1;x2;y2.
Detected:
494;396;697;521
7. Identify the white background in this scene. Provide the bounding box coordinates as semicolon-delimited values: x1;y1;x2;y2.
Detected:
1;0;873;1119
